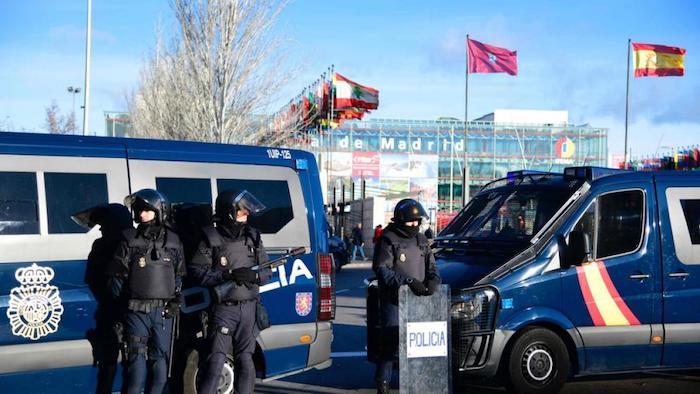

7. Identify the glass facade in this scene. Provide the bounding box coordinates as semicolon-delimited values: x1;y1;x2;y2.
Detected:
303;118;607;224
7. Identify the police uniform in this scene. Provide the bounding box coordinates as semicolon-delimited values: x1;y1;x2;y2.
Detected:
372;199;440;393
107;190;185;394
79;203;133;394
189;190;271;394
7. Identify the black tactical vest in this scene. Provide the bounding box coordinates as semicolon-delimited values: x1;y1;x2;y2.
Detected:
123;227;179;300
202;224;261;302
381;230;430;282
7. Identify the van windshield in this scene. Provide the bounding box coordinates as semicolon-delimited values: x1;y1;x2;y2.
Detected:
441;185;579;243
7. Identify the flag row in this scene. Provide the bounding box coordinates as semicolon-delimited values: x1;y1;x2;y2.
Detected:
270;70;380;137
623;146;700;171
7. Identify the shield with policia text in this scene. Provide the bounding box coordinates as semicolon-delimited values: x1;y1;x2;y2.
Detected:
399;284;451;393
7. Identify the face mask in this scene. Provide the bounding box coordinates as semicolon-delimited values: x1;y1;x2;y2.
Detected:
397;223;421;238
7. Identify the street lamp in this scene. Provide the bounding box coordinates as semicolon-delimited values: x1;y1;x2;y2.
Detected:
67;86;81;116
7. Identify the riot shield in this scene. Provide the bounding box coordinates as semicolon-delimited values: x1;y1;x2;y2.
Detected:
399;284;451;393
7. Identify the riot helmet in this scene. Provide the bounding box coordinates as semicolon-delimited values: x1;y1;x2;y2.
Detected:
124;189;170;224
214;189;266;221
71;203;132;236
392;199;429;223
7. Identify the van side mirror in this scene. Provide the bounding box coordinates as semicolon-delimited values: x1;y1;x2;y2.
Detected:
560;230;592;268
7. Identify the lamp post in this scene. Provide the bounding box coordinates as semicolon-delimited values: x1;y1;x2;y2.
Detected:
67;86;81;117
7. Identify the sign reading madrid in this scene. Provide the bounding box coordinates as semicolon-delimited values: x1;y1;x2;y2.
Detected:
406;321;448;358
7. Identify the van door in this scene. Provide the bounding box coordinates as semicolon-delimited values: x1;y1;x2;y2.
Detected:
561;184;662;372
656;178;700;367
0;153;129;372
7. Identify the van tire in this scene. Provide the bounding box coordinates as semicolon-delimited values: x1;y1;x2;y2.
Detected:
182;348;236;394
504;327;569;394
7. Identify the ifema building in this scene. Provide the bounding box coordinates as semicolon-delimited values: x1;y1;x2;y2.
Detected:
309;110;607;226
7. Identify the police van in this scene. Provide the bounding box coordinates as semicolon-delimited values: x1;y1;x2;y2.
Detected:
0;131;334;393
436;167;700;393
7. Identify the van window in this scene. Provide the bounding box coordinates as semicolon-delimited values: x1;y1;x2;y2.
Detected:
680;199;700;245
596;190;644;259
217;179;293;234
571;190;644;260
156;177;212;205
0;171;39;235
571;202;595;237
45;172;109;234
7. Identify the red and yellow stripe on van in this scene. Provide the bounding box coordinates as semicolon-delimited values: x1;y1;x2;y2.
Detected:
576;260;640;326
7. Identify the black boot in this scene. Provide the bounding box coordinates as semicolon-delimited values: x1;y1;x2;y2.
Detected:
376;380;390;394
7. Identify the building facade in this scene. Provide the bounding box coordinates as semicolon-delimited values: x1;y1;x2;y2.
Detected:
310;114;607;226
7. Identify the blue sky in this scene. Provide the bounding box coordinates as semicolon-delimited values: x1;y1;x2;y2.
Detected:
1;0;698;157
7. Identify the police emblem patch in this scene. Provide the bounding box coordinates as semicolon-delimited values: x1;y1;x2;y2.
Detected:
399;253;407;262
6;263;64;341
220;256;228;267
138;257;146;268
295;292;312;316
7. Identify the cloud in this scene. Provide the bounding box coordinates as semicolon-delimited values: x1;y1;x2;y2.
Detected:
49;24;118;45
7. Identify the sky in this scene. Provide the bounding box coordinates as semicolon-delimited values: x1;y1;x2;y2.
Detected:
1;0;699;157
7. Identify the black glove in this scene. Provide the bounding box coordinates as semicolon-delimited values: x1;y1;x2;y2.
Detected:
406;277;428;296
222;269;235;281
230;267;258;285
424;277;440;295
162;300;181;319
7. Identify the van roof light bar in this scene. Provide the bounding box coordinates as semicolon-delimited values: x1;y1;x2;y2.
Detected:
563;166;627;181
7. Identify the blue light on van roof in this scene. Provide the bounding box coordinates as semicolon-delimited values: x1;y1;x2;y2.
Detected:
506;170;551;183
295;159;308;170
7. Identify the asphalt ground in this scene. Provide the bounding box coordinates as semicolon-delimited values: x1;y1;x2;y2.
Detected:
255;261;700;393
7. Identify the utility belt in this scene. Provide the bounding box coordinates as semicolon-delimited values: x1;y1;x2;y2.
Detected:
127;298;168;313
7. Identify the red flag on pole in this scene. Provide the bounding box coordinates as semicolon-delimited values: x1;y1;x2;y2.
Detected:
467;38;518;75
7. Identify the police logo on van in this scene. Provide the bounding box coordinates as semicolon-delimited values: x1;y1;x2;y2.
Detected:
295;292;312;316
6;263;64;341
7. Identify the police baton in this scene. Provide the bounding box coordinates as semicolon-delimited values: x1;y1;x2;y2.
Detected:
167;310;179;378
212;247;306;304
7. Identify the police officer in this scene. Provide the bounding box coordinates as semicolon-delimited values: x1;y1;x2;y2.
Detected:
372;199;441;394
77;203;133;394
107;189;185;394
190;189;272;394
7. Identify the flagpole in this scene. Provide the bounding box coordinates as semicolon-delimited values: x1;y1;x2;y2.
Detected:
624;38;631;169
462;34;470;207
327;65;335;201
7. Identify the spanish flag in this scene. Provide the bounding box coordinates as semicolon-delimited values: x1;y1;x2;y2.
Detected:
632;42;686;77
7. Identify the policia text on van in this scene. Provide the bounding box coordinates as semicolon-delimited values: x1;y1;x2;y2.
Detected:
436;167;700;393
0;131;335;394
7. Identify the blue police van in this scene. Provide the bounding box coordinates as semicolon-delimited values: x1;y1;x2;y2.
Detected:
0;131;334;393
437;167;700;393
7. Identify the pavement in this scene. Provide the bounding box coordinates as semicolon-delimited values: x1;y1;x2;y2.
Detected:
254;260;700;393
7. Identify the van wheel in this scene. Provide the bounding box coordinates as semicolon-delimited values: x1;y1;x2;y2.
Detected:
504;328;569;394
182;348;236;394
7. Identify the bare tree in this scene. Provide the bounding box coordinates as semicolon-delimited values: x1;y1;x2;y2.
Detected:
128;0;294;145
44;101;77;134
0;116;13;132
